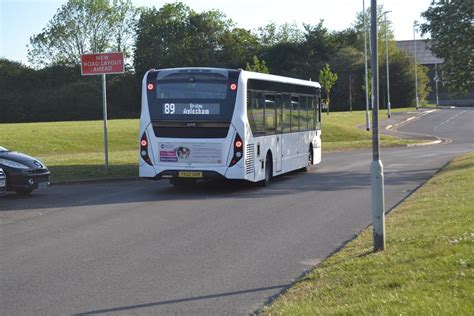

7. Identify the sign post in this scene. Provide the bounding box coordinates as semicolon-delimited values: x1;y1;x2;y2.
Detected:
81;52;124;170
102;74;109;169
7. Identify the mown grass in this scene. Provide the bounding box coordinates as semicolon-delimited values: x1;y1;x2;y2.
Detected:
0;119;139;182
0;109;424;182
322;110;420;150
262;153;474;315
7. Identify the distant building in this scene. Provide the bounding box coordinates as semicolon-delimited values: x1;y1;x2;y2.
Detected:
396;39;473;106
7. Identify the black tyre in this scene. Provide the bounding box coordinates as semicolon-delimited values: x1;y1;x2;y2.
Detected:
304;146;313;172
259;154;272;187
15;188;34;195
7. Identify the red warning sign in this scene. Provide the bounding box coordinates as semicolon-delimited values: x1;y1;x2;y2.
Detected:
81;52;124;76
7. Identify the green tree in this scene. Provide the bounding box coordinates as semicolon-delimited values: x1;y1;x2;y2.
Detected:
304;21;338;70
28;0;137;68
387;50;430;107
263;41;307;78
220;28;261;69
257;22;304;47
134;3;191;76
329;47;364;111
319;63;338;114
245;55;269;73
352;5;431;107
134;2;244;77
0;58;140;123
353;5;396;57
187;9;231;65
362;70;372;106
421;0;474;95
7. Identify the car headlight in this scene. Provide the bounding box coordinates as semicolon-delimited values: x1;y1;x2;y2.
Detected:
0;159;30;169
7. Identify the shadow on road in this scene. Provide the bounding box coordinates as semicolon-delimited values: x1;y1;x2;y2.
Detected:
0;166;439;212
74;283;291;315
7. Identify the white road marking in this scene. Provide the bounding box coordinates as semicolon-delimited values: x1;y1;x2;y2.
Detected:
434;110;467;130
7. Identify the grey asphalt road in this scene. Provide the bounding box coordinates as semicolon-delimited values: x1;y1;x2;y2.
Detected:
1;108;473;315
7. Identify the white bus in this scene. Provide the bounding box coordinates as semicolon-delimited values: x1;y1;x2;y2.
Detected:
139;68;322;186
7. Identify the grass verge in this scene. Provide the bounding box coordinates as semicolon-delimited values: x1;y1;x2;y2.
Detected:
0;119;138;182
0;109;427;182
321;110;421;151
262;152;474;315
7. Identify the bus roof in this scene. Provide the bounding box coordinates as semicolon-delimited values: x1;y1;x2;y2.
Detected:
147;67;321;89
241;69;321;89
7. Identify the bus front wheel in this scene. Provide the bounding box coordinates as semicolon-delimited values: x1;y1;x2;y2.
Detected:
304;146;313;172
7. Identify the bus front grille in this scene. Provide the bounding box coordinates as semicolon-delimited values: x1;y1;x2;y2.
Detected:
245;144;255;174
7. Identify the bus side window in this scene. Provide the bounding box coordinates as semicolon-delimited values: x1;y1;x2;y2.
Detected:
247;90;257;134
282;94;291;133
308;96;315;130
276;94;283;133
316;95;321;129
265;93;276;135
291;96;300;132
255;91;265;135
300;95;309;131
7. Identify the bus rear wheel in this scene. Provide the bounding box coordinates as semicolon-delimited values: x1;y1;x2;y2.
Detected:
259;154;272;187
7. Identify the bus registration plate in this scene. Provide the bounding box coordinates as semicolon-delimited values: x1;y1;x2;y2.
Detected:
178;171;202;178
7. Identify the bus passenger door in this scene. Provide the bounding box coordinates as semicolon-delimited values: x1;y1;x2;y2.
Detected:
275;94;283;173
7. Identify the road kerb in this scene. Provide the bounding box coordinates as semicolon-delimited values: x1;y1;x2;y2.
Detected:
52;177;140;186
407;139;443;147
383;110;447;147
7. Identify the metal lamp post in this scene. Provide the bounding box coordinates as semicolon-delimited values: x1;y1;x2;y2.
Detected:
413;20;419;110
435;63;440;108
370;0;385;251
384;11;392;118
363;0;370;130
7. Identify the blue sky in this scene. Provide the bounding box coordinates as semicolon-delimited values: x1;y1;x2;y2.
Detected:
1;0;431;65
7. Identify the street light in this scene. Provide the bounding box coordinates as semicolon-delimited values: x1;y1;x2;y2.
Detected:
383;11;392;118
434;63;440;108
363;0;370;130
413;20;419;110
371;0;385;251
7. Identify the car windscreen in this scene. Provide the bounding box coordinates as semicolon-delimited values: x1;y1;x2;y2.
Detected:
0;146;8;152
147;71;238;122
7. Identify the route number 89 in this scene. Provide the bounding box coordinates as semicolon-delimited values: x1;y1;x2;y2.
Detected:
164;103;175;114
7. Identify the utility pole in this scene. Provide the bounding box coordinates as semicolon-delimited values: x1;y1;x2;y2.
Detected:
371;0;385;251
414;20;419;110
349;74;353;112
363;0;370;131
435;63;440;108
384;11;392;118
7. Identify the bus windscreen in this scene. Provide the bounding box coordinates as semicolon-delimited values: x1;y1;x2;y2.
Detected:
156;82;227;100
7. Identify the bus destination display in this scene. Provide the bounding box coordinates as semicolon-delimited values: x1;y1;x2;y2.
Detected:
162;103;220;115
